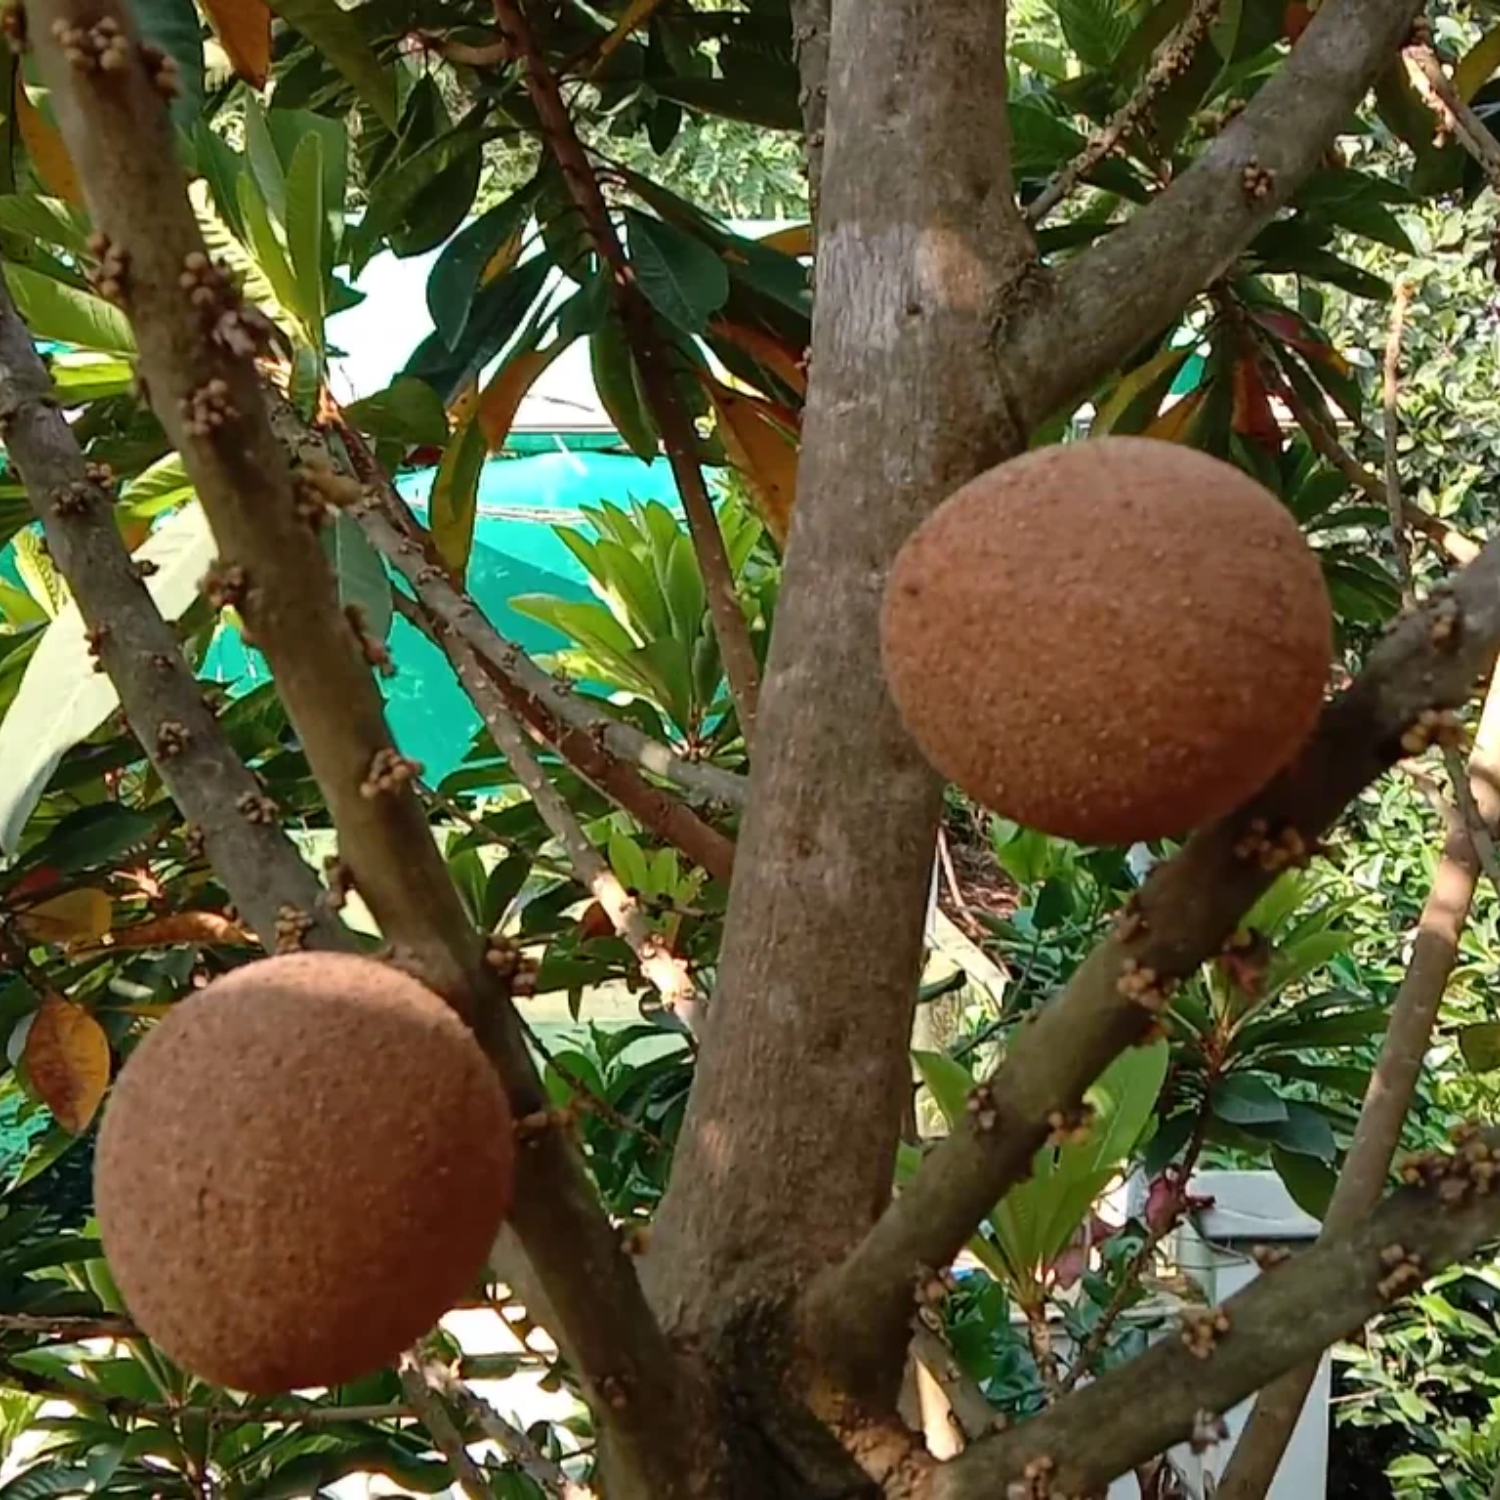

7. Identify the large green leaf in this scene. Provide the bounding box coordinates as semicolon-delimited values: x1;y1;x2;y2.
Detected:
427;413;486;580
590;312;657;462
625;210;729;334
912;1049;977;1129
320;511;392;642
426;183;535;350
237;172;303;340
135;0;205;133
285;131;327;346
0;501;217;854
2;266;133;355
344;376;448;449
1210;1073;1289;1125
1052;0;1132;68
647;71;801;131
0;195;89;256
265;0;396;130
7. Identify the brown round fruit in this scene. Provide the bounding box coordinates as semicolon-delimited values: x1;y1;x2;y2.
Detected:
95;952;513;1394
880;437;1332;845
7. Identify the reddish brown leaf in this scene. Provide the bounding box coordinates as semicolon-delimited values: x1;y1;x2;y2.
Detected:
202;0;272;87
1231;358;1284;452
704;378;799;546
16;888;112;946
477;345;565;451
96;911;254;950
708;319;808;397
24;993;110;1134
15;72;82;206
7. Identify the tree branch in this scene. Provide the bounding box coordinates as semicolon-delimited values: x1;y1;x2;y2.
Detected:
789;0;831;227
1006;0;1422;428
929;1127;1500;1497
806;530;1500;1388
29;8;699;1492
0;275;346;953
1216;671;1500;1498
280;403;743;873
490;0;762;743
1405;40;1500;191
1025;0;1224;227
398;1352;493;1500
434;615;703;1029
1256;349;1480;566
428;1357;594;1499
1383;279;1415;602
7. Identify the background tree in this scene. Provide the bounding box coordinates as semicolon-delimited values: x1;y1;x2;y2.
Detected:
1;0;1500;1496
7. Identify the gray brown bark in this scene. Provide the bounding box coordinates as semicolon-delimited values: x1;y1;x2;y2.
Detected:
646;0;1033;1341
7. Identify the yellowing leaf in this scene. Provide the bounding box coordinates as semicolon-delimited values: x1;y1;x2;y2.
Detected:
589;0;669;73
15;76;82;207
447;376;479;427
17;887;112;946
1143;389;1205;445
95;911;254;950
1457;25;1500;103
1092;344;1190;435
202;0;272;87
706;378;799;547
25;993;110;1134
477;343;566;451
708;318;807;397
757;223;813;256
430;413;487;580
481;230;524;287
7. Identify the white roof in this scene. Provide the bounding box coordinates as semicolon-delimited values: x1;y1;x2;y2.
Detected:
327;218;802;434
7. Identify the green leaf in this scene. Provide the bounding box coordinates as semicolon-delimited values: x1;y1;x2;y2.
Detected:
344;376;449;449
265;0;397;131
591;314;657;462
361;110;494;248
320;512;392;643
2;265;134;355
1246;1100;1337;1162
0;501;217;854
1271;1146;1334;1220
625;209;730;333
243;96;287;225
427;183;534;350
912;1049;977;1130
1053;0;1132;68
0;194;89;256
1460;1021;1500;1074
285;132;327;347
0;1462;96;1499
646;71;801;131
1210;1073;1288;1125
1456;25;1500;102
483;856;530;929
429;413;486;580
119;453;193;518
134;0;205;133
237;172;303;339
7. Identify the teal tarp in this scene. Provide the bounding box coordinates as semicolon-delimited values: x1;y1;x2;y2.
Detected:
204;449;681;779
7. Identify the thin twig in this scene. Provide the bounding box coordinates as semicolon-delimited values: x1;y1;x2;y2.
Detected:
430;1359;594;1498
1257;350;1480;566
1405;42;1500;192
437;617;703;1029
1;1354;410;1426
1026;0;1223;227
0;276;345;952
1383;280;1415;603
398;1352;492;1500
491;0;763;744
1444;742;1500;898
0;1313;137;1340
1060;1103;1213;1394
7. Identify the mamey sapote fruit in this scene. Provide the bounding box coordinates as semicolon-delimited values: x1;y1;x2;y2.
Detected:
880;437;1332;844
95;952;513;1393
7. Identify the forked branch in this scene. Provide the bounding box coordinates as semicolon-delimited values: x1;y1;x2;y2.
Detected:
490;0;762;743
29;6;697;1491
807;530;1500;1386
0;275;346;953
931;1128;1500;1496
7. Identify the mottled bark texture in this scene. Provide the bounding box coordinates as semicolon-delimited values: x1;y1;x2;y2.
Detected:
646;0;1033;1337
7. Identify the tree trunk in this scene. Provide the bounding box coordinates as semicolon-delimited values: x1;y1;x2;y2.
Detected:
646;0;1033;1360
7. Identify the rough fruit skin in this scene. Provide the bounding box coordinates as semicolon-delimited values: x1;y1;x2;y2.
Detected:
95;952;513;1394
880;437;1332;845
